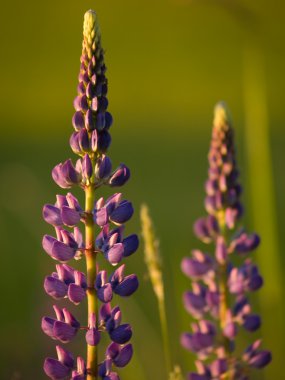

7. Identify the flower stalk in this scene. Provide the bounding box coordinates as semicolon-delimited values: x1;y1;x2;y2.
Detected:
41;9;139;380
181;102;271;380
85;184;97;379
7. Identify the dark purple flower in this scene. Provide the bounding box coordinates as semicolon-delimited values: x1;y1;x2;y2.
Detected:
52;159;82;189
85;313;101;346
42;227;82;262
106;342;133;367
230;231;260;253
95;155;112;180
181;250;214;279
71;357;87;379
43;193;82;228
95;225;138;264
44;345;74;380
82;154;93;180
95;270;113;303
181;103;270;377
183;285;207;318
42;305;80;343
110;324;132;344
110;265;139;297
122;234;139;257
109;164;130;187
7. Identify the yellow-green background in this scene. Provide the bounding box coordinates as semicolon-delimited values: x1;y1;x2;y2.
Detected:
0;1;284;379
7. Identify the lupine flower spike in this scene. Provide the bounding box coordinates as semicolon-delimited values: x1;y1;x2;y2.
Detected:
181;102;271;380
42;10;139;380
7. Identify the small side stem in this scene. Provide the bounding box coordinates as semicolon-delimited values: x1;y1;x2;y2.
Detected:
85;185;98;380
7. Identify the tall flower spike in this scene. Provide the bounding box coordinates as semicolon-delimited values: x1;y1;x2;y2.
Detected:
42;9;139;380
181;102;271;380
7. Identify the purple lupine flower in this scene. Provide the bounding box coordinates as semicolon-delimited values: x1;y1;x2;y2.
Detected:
44;346;75;380
42;10;139;379
181;103;271;378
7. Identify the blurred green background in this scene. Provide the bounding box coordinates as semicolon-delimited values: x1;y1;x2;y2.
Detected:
0;0;284;379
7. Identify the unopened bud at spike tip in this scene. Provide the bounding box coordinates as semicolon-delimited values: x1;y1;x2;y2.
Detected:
213;101;232;130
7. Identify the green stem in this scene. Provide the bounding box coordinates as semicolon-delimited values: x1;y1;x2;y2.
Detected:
158;294;172;376
217;212;233;380
85;184;98;380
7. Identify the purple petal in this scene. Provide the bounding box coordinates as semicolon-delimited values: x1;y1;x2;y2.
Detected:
44;358;70;380
56;195;68;208
106;342;120;359
51;240;75;262
73;227;84;248
61;206;81;227
86;82;95;98
223;322;237;339
57;264;75;284
183;291;206;317
249;351;272;369
97;283;113;303
42;235;57;256
86;328;101;346
211;359;227;377
113;274;139;297
95;155;112;180
98;130;111;153
243;314;261;332
96;112;106;131
85;109;95;131
181;255;213;279
78;128;90;152
61;159;81;184
52;164;71;189
109;164;130;187
193;217;211;243
105;112;113;129
56;345;75;368
53;321;77;343
70;132;81;155
189;374;210;380
180;333;197;352
44;276;68;299
41;317;56;339
62;308;80;328
106;243;124;265
72;111;85;131
100;303;112;323
110;201;134;225
91;129;98;151
114;344;133;367
82;154;93;179
110;324;132;344
68;284;86;305
122;234;139;257
94;208;108;227
43;205;62;226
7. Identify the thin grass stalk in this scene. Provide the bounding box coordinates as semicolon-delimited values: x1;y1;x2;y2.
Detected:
140;204;172;376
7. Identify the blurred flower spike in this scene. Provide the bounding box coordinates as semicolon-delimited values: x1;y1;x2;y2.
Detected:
181;102;271;380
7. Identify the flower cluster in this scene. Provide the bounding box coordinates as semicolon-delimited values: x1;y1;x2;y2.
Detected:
42;10;139;380
181;103;271;380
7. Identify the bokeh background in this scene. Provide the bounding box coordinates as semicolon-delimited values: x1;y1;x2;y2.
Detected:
0;0;284;379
